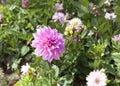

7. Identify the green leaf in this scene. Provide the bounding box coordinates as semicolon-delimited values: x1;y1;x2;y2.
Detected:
79;0;89;7
14;81;21;86
52;65;59;78
9;5;17;11
21;46;30;56
72;1;89;13
111;53;120;63
11;58;22;70
111;53;120;77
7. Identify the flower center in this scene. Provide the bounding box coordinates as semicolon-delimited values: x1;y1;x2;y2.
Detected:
95;78;100;84
47;39;56;47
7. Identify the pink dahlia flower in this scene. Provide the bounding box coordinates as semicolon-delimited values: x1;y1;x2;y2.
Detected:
22;0;29;8
52;12;65;25
31;26;65;62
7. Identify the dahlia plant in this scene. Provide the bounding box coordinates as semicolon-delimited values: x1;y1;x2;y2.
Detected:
31;26;65;62
0;0;120;86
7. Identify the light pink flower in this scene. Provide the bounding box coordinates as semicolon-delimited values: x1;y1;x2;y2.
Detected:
86;70;107;86
21;63;30;75
36;25;42;29
0;14;2;24
55;3;63;11
72;37;80;42
52;12;65;25
22;0;29;8
26;41;30;45
89;3;95;9
112;34;120;43
31;26;65;62
105;12;116;20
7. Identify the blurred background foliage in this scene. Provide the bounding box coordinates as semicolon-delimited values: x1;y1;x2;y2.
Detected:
0;0;120;86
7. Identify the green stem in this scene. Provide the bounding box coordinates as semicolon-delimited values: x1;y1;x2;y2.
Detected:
48;62;52;86
94;56;101;69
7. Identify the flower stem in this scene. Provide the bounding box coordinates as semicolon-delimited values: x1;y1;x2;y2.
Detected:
48;62;52;86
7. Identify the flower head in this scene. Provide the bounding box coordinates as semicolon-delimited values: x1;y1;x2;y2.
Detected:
64;25;73;35
89;3;95;10
112;34;120;43
105;12;116;20
92;11;100;17
31;26;65;62
0;14;2;24
55;3;63;11
52;12;65;25
22;0;29;8
21;63;30;75
86;70;107;86
72;37;80;42
69;18;82;28
64;18;86;35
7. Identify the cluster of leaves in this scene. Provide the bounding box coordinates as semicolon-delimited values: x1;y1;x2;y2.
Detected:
0;0;55;71
0;0;120;86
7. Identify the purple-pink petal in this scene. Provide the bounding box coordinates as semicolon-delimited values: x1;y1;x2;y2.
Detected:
55;3;63;11
52;12;65;25
31;26;65;62
22;0;29;8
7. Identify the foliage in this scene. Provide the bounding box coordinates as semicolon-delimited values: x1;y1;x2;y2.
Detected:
0;0;120;86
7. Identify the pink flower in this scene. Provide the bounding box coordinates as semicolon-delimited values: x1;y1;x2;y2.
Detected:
112;34;120;43
52;12;65;25
89;3;95;10
36;25;42;29
105;12;116;20
21;63;30;75
26;41;30;45
93;11;100;17
86;70;107;86
31;26;65;62
0;14;2;24
72;37;80;42
55;3;63;11
22;0;29;8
